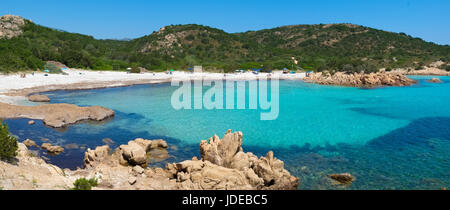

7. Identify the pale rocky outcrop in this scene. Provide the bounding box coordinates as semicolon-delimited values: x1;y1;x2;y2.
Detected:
84;145;112;168
1;131;299;190
167;130;299;190
84;138;170;168
28;94;50;102
0;15;25;39
0;143;73;190
304;71;417;87
0;102;115;128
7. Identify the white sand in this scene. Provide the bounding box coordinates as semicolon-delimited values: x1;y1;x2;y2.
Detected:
0;69;305;104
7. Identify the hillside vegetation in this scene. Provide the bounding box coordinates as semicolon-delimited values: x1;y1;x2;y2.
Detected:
1;15;449;73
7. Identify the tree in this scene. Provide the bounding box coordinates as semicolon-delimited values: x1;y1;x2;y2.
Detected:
0;121;18;160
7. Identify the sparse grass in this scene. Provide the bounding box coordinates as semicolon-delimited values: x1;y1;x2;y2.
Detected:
32;178;38;188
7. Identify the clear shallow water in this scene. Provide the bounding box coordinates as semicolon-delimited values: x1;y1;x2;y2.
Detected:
5;76;450;190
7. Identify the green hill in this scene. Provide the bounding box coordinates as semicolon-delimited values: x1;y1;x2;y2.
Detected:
1;15;449;73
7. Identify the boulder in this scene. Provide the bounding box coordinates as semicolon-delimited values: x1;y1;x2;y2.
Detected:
132;165;145;175
328;173;356;185
128;177;137;185
23;139;37;148
28;94;50;102
151;139;169;149
119;141;148;166
118;138;170;166
41;143;64;155
28;120;35;125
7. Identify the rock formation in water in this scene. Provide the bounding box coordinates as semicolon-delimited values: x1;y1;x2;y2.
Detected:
22;139;37;148
166;130;299;190
328;173;356;185
28;94;50;102
0;102;115;128
41;143;64;155
427;78;443;83
304;71;417;87
0;130;299;190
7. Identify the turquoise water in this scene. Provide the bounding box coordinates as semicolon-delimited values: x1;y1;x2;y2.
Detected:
5;76;450;189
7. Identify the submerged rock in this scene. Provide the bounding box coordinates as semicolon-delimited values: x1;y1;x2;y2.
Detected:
328;173;356;185
427;78;442;83
102;138;115;145
28;94;50;102
64;143;79;150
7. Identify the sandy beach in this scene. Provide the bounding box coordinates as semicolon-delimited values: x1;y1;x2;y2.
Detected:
0;69;305;104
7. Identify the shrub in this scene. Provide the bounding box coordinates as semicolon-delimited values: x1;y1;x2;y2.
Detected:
130;67;141;74
440;64;450;71
72;178;98;190
44;63;62;74
0;121;18;160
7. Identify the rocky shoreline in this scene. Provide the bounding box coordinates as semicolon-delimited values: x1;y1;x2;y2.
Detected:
0;130;299;190
0;102;115;128
304;71;418;87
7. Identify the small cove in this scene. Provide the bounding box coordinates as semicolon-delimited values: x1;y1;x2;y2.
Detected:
6;76;450;189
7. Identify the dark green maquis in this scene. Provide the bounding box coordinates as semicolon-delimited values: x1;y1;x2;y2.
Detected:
1;15;449;73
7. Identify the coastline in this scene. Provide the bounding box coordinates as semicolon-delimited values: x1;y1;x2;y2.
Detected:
0;130;300;190
0;69;305;105
0;69;304;128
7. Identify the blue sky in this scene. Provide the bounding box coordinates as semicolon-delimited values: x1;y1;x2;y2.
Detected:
1;0;449;44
